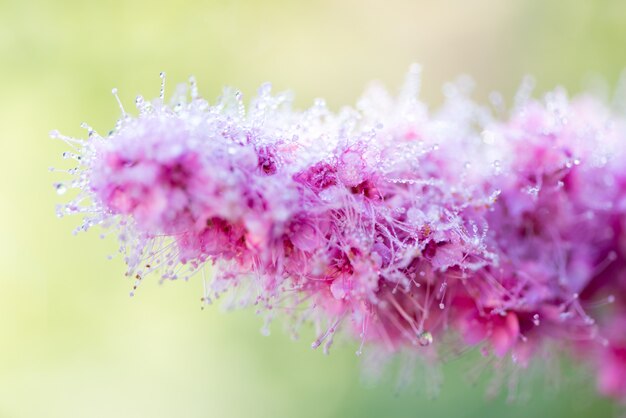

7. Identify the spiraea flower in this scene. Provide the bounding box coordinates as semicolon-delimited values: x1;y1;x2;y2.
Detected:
53;67;626;400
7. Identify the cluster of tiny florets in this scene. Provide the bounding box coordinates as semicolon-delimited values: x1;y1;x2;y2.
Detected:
54;67;626;400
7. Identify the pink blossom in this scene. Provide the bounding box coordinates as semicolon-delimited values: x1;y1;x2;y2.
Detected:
53;69;626;401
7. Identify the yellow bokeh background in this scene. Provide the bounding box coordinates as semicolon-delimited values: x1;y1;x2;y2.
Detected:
1;0;625;416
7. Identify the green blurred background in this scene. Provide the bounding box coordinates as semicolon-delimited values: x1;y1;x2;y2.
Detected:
1;0;625;416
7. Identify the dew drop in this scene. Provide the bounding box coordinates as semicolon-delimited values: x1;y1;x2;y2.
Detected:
482;130;496;145
313;98;326;110
418;330;433;347
532;313;540;326
54;183;67;195
492;160;502;174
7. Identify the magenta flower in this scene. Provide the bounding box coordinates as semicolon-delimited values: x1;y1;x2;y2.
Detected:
53;68;626;400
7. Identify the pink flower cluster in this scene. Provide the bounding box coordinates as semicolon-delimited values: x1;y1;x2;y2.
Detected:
54;68;626;399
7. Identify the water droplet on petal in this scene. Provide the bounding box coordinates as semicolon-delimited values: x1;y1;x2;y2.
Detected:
532;314;540;326
418;331;433;347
